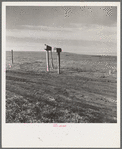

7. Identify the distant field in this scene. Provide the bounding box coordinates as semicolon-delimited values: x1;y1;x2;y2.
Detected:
6;51;117;123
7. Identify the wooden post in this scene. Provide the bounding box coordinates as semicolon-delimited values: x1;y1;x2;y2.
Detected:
50;50;54;69
11;50;13;64
44;44;51;72
46;50;50;72
54;47;62;74
57;52;60;74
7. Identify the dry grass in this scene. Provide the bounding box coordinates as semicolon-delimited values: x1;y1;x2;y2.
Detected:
6;51;117;123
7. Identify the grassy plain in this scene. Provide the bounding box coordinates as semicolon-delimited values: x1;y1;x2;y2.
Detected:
6;51;117;123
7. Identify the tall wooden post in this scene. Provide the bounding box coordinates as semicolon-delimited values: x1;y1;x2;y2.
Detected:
57;52;60;74
50;50;54;69
54;47;62;74
11;50;13;64
46;50;50;72
44;44;51;72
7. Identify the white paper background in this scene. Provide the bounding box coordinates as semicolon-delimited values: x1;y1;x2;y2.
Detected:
2;2;120;148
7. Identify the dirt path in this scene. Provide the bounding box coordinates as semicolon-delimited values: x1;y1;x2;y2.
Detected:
6;68;117;123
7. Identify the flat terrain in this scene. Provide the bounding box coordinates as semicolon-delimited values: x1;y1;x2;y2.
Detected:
6;51;117;123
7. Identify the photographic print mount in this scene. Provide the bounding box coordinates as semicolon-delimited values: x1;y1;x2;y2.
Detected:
2;1;121;148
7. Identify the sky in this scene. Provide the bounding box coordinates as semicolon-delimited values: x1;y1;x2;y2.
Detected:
6;6;117;55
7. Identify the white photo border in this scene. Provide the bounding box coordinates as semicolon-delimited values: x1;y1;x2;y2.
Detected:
2;2;121;148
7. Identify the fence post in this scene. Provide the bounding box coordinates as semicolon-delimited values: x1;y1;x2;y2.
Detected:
11;50;13;64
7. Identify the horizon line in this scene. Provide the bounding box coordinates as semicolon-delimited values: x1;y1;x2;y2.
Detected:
6;50;117;56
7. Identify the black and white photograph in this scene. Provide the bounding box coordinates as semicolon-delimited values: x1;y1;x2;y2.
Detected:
2;1;120;148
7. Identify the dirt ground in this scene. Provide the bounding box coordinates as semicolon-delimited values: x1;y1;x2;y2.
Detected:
6;51;117;123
